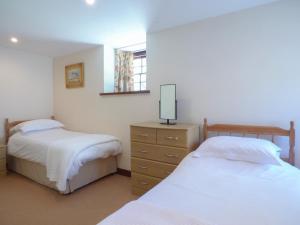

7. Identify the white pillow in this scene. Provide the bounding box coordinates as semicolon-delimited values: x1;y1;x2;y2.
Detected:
13;119;64;133
193;136;283;166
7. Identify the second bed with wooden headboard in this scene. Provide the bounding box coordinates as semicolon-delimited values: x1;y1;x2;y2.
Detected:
97;118;299;225
5;117;122;194
203;118;295;165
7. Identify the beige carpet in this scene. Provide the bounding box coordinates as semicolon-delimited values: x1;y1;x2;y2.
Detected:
0;172;137;225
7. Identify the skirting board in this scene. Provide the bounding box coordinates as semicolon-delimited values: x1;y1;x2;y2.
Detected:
117;168;131;177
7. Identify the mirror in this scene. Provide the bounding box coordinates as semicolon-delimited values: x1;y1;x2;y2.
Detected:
160;84;177;125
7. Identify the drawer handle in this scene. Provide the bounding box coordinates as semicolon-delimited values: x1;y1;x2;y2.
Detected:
165;153;179;158
165;136;179;141
137;133;149;137
138;165;148;169
139;150;148;154
140;181;149;186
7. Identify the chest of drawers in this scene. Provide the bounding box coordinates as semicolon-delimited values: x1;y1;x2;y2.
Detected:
130;122;199;195
0;145;7;176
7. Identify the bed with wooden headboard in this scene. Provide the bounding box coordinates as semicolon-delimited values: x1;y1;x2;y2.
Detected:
4;117;119;194
97;119;299;225
202;118;295;165
4;116;55;144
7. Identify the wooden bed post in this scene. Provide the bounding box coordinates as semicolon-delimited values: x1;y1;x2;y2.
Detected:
289;121;295;166
4;118;9;145
203;118;208;141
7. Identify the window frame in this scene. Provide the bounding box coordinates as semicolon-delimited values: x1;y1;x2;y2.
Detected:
100;48;150;96
133;50;147;91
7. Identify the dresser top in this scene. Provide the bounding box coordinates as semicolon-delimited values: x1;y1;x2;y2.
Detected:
131;122;198;130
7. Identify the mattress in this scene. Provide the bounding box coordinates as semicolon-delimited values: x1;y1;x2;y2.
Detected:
99;153;300;225
8;155;117;194
8;128;121;179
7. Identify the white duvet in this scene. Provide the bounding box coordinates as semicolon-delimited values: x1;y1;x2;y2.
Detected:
99;154;300;225
8;128;122;191
100;200;212;225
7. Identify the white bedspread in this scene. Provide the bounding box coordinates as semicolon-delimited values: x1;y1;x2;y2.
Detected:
47;133;118;191
99;154;300;225
100;200;212;225
8;128;122;191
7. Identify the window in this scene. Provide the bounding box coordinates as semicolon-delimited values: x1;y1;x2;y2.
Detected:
101;43;149;96
133;50;147;91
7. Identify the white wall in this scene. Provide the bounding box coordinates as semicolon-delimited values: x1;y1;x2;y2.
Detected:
0;46;53;143
148;0;300;165
103;46;115;93
53;0;300;169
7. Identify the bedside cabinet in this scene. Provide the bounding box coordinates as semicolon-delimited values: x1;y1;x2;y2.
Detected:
130;122;199;195
0;145;7;176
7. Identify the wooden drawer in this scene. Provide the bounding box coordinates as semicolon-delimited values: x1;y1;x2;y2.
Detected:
132;157;176;179
131;126;156;144
0;158;6;171
132;142;188;165
0;147;6;159
157;129;187;148
132;173;161;191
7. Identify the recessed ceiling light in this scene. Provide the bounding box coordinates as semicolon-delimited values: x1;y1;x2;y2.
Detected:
10;37;18;43
85;0;95;5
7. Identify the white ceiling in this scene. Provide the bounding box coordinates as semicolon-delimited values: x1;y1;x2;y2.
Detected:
0;0;278;57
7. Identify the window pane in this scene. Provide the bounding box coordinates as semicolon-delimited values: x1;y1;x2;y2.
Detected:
141;82;146;90
134;75;140;83
134;66;141;74
141;74;146;82
134;83;141;91
133;59;141;67
142;58;146;66
142;66;147;73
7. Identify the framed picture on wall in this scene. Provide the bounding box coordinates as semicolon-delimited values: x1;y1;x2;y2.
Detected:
65;63;84;88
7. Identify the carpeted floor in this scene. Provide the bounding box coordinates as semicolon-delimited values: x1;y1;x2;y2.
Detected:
0;172;137;225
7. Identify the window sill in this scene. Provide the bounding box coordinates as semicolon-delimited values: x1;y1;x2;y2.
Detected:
99;90;150;96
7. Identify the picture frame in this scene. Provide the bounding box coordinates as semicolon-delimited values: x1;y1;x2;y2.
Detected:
65;63;84;88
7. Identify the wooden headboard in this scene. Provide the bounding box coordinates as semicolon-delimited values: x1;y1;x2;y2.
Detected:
4;116;55;145
203;118;295;165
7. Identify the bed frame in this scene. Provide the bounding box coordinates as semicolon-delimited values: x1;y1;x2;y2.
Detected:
203;118;295;165
4;117;118;194
4;116;55;144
